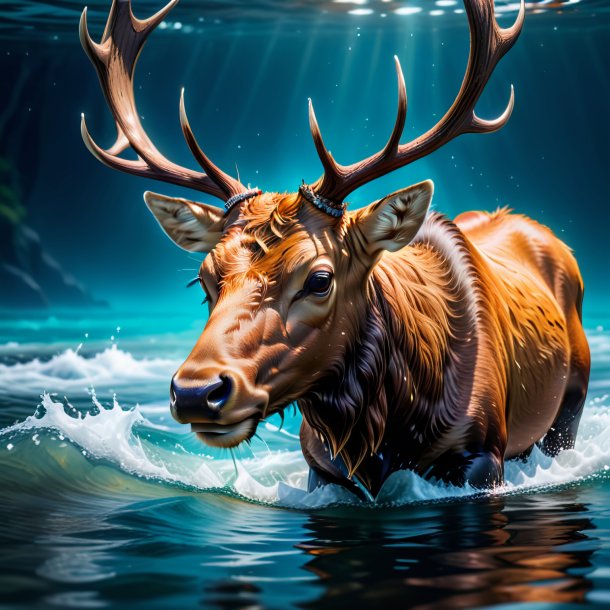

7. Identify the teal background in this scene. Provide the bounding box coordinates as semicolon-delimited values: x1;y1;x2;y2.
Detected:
2;0;608;316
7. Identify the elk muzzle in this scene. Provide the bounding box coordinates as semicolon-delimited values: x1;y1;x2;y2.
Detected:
169;360;269;448
170;374;233;422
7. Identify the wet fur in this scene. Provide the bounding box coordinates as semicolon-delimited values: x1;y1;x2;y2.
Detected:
166;190;589;498
299;210;590;496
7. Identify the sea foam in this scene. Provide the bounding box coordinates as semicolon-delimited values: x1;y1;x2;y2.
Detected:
1;333;609;509
0;345;177;394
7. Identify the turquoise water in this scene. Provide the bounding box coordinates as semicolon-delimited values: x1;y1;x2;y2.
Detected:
1;312;610;608
1;0;610;608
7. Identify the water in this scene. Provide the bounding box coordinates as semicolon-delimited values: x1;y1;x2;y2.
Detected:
0;313;609;608
1;0;609;608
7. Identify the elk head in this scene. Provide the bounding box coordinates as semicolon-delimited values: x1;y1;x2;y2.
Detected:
81;0;524;448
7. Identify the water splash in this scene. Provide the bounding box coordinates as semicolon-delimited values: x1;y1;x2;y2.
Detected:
1;329;609;510
1;390;609;510
0;344;178;394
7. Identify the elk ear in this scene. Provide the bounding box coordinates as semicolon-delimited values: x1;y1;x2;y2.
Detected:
353;180;433;257
144;191;225;253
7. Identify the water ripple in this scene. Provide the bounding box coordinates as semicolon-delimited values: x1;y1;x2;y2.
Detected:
0;0;606;42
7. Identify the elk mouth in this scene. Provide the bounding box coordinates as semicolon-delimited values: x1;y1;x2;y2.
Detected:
191;416;259;449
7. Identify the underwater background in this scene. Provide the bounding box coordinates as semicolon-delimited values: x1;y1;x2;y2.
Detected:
1;0;609;608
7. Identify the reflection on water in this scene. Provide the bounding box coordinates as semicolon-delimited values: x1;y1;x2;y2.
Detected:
2;475;608;609
299;492;598;609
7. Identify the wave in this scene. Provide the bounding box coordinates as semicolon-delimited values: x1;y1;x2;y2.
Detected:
0;345;178;395
1;393;309;504
1;391;610;510
1;326;609;510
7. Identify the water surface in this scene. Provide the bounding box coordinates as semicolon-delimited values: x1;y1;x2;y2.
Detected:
1;313;610;608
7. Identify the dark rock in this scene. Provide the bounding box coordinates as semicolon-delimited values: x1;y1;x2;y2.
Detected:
0;155;108;309
0;224;108;310
0;262;47;308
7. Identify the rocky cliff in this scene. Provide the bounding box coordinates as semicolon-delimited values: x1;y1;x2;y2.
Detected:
0;159;107;309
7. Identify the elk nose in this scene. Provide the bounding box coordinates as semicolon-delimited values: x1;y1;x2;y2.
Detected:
170;374;233;423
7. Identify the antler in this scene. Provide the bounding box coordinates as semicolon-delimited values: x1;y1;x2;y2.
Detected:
309;0;525;204
80;0;246;202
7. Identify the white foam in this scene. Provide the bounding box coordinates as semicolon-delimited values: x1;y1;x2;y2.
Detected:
2;394;223;489
1;327;609;509
0;345;178;394
2;389;610;509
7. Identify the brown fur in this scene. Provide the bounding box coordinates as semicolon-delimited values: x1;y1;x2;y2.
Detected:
300;203;587;494
164;190;589;497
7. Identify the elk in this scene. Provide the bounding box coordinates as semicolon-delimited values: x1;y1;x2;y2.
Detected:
81;0;590;499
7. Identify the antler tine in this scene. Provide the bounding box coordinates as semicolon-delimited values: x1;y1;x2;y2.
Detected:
381;55;407;157
137;0;179;34
498;0;526;49
308;98;341;179
80;0;246;201
179;89;245;198
81;112;147;173
312;0;525;205
471;84;514;133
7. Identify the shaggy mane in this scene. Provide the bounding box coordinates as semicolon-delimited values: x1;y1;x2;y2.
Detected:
298;282;393;479
297;213;482;488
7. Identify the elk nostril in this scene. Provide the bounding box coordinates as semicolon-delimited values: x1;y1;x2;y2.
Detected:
206;375;232;409
170;373;233;422
169;375;185;423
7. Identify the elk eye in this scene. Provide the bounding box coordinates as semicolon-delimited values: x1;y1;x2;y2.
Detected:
304;270;333;296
